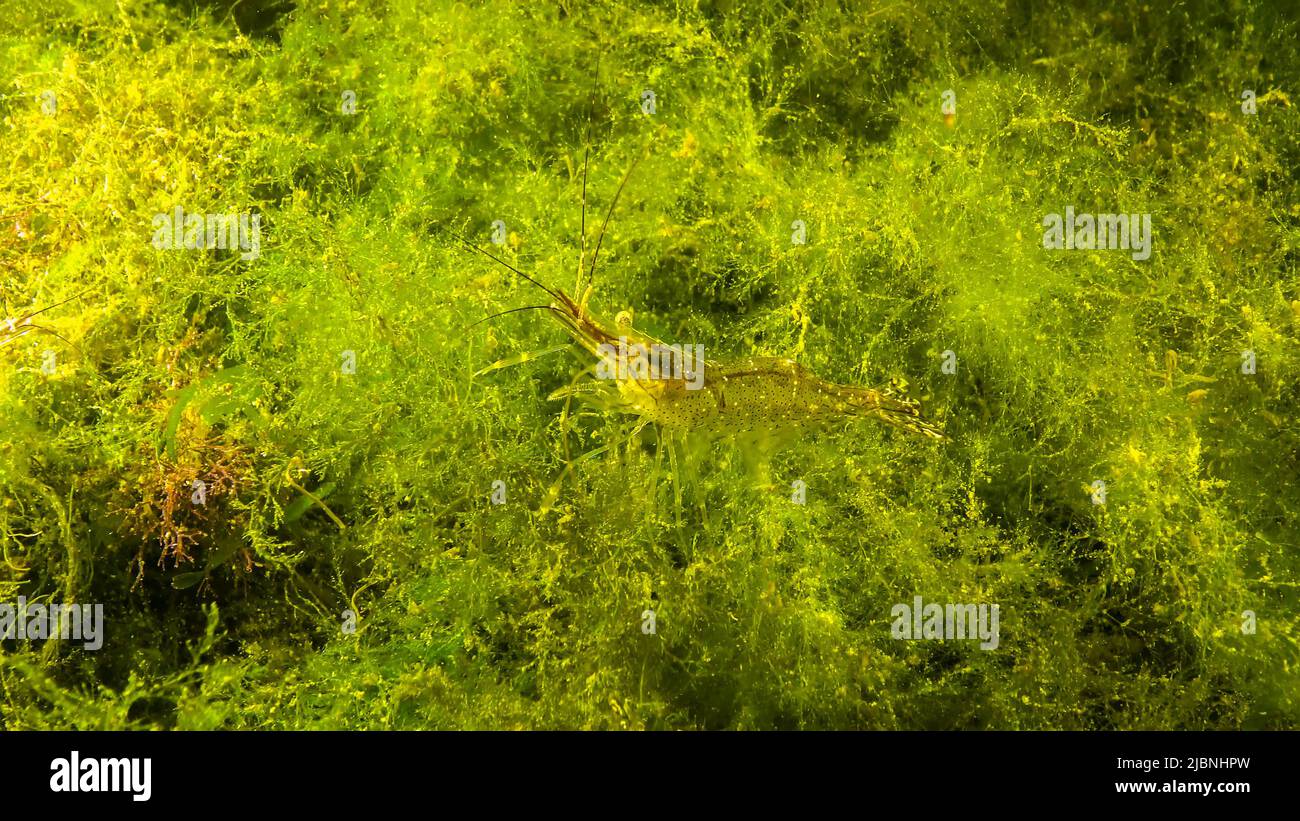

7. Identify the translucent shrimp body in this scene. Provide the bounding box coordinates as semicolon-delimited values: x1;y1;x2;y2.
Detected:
520;289;945;440
643;355;946;439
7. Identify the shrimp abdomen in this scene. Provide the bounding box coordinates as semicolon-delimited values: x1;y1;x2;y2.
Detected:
675;357;945;439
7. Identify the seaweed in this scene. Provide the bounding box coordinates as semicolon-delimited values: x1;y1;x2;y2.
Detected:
0;0;1297;730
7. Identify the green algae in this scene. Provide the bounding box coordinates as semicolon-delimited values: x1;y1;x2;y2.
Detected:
0;0;1298;729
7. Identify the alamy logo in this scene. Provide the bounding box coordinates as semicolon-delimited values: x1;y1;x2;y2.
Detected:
891;595;1000;650
151;206;261;260
0;597;103;650
1042;206;1151;261
50;751;151;802
596;337;705;390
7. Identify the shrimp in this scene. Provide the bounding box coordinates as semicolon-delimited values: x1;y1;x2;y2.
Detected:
466;280;946;438
1;289;88;354
448;105;944;513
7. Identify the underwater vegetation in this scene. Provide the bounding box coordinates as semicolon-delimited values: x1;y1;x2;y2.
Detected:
1;0;1298;730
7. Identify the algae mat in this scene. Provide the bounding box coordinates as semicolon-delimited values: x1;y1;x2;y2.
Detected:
1;0;1298;729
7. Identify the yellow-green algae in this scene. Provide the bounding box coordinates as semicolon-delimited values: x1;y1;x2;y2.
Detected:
1;0;1298;729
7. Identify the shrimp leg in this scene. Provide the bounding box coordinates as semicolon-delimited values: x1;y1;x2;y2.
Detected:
472;342;572;379
666;428;683;532
552;362;600;463
538;418;650;517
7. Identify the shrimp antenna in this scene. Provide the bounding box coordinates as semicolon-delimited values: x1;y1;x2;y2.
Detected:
576;52;600;298
463;304;558;331
1;323;84;355
583;136;651;300
438;224;566;304
3;287;91;322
